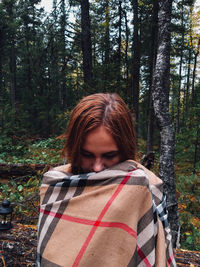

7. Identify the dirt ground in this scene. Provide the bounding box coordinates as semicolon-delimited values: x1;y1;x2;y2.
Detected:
0;224;200;266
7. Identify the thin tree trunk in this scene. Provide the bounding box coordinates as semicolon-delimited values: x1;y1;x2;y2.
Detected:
105;0;110;66
152;0;179;247
117;0;122;84
10;40;16;109
0;28;3;94
191;39;199;103
185;48;191;119
193;128;199;174
185;8;193;120
80;0;93;86
131;0;140;134
103;0;110;91
25;35;32;93
8;2;17;109
176;2;184;133
124;10;130;100
60;0;67;109
146;0;158;153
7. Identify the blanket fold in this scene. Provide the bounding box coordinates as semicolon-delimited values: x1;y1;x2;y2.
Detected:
37;160;176;267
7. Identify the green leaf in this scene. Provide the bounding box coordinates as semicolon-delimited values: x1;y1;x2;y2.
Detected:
17;185;23;192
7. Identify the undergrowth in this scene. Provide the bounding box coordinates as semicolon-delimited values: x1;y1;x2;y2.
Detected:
0;135;65;164
0;135;199;250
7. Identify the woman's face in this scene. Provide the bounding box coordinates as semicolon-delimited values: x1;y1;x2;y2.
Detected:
80;125;121;173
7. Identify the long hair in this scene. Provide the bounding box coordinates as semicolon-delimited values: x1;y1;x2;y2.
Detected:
62;93;137;173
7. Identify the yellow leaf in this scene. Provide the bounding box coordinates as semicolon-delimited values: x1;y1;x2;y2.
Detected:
185;231;191;236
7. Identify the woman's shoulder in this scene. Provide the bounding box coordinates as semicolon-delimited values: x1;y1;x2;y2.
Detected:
131;160;162;185
53;163;72;173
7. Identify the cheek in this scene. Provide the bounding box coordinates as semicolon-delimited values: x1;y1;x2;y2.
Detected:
106;156;121;167
80;157;92;169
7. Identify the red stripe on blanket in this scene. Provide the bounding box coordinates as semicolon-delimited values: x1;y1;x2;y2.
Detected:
99;221;137;239
40;208;137;239
137;246;152;267
72;169;136;267
167;251;175;266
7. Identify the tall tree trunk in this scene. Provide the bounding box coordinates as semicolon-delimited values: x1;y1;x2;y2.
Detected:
124;11;129;86
184;8;193;121
105;0;110;66
0;28;3;94
191;39;199;103
176;2;184;134
146;0;158;153
10;42;16;109
8;1;17;109
117;0;122;85
185;47;191;120
103;0;110;91
193;128;199;174
131;0;140;134
25;33;32;94
60;0;67;109
80;0;93;86
152;0;179;247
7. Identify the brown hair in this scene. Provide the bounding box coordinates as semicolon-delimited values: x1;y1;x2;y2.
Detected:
62;93;137;173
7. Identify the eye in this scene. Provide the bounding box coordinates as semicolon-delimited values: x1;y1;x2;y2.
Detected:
103;151;119;159
81;149;94;158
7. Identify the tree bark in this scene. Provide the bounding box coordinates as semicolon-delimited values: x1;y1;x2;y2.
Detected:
60;0;67;109
8;2;17;109
0;27;3;94
151;0;179;247
131;0;140;134
103;0;110;91
176;2;184;134
185;47;191;120
124;11;129;83
9;42;17;109
117;0;122;84
193;128;199;174
146;0;158;153
191;39;199;103
80;0;93;86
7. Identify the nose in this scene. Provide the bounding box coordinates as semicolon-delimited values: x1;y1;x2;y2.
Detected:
92;158;104;172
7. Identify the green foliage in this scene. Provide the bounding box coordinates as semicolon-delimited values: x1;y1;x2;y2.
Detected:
0;176;41;224
0;135;65;164
176;174;200;250
28;138;65;164
0;134;30;163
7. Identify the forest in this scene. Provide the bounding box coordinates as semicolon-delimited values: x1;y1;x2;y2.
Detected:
0;0;200;259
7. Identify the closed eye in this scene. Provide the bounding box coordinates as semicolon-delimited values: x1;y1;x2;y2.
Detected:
103;151;119;159
80;149;95;158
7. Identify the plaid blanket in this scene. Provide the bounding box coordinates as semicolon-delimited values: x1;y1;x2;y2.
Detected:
37;160;176;267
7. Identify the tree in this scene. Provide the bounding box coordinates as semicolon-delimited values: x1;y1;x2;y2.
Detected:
80;0;93;86
146;0;158;153
131;0;140;133
152;0;179;247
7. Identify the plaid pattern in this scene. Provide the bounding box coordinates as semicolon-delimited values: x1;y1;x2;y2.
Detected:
37;161;176;267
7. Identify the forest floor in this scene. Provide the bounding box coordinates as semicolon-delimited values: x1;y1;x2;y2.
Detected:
0;223;200;266
0;137;199;266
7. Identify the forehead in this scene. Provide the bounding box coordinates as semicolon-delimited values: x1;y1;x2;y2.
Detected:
82;126;118;153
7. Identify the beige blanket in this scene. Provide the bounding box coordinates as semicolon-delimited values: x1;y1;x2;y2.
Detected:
37;160;176;266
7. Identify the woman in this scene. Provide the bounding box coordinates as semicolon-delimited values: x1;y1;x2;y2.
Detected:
56;93;136;174
37;93;176;267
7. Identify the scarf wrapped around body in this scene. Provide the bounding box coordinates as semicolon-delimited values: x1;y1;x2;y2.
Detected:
37;160;176;267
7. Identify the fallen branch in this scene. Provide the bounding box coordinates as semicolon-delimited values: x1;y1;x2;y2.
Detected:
0;163;59;178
